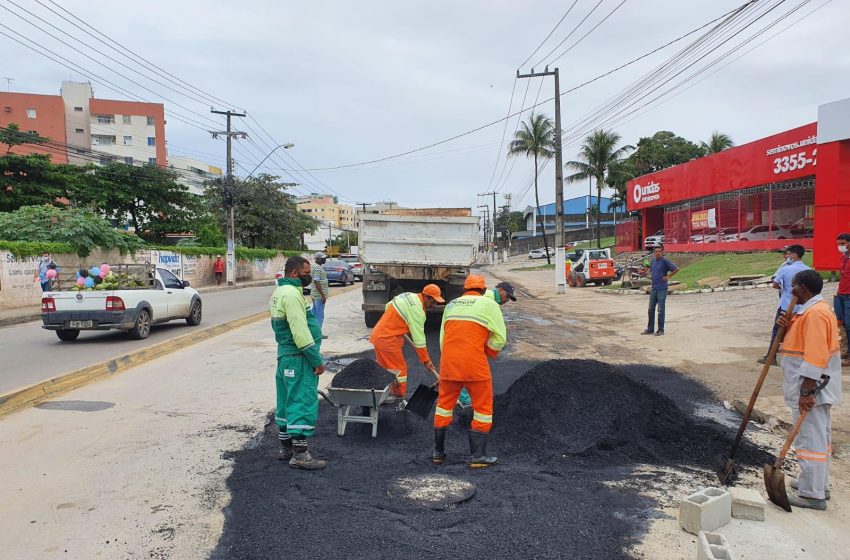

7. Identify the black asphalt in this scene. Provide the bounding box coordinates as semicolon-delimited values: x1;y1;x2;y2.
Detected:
210;329;770;560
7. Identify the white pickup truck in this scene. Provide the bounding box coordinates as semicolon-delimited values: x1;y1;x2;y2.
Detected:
41;265;202;341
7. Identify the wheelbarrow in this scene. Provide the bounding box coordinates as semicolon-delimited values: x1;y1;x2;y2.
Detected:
319;384;393;438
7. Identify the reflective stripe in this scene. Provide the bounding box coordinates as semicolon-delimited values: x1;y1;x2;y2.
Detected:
796;454;828;463
275;417;287;423
435;406;453;418
287;424;315;430
473;411;493;424
396;375;408;382
779;349;804;356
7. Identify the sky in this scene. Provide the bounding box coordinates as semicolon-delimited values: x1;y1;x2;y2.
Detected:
1;0;848;217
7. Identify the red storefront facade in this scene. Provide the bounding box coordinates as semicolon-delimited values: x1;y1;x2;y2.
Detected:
623;98;850;271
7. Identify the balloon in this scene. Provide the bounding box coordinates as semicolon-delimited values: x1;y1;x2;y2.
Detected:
76;277;85;286
90;267;101;278
99;270;107;278
79;268;89;278
84;277;95;288
100;264;111;274
46;269;57;279
39;272;46;280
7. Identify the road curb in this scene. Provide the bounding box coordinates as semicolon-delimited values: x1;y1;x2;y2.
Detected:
0;310;269;419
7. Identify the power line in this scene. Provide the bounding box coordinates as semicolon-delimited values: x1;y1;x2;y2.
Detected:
531;0;607;69
545;0;631;66
516;0;580;70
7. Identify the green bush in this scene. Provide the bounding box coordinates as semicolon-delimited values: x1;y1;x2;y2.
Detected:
0;240;76;258
145;245;301;261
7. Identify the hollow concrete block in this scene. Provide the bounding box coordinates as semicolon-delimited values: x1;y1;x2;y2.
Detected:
730;487;766;521
697;531;735;560
679;487;732;535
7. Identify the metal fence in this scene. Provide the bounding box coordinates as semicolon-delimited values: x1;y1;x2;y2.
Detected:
509;225;616;256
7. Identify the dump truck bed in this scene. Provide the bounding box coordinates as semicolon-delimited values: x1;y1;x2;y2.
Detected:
358;213;479;267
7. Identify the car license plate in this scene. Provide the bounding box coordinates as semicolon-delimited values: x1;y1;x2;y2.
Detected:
69;320;93;328
598;263;607;268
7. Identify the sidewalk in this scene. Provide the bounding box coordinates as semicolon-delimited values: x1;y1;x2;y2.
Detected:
0;279;276;328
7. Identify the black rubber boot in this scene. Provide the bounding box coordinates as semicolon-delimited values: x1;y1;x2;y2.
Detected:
289;438;327;470
432;428;447;465
278;435;293;462
467;430;498;468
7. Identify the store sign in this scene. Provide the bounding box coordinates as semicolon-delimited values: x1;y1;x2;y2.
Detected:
0;252;41;292
150;250;183;278
632;181;661;205
766;134;818;176
690;208;717;230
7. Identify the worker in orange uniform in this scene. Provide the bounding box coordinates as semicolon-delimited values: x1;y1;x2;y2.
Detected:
433;275;507;468
369;284;444;406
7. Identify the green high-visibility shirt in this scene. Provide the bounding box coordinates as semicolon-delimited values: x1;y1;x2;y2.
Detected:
387;292;427;350
269;277;323;367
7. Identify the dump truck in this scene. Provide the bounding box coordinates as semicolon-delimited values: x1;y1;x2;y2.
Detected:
359;208;479;327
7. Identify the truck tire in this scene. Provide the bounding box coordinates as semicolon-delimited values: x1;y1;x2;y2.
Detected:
364;311;382;328
56;329;80;342
602;278;613;286
129;308;152;340
576;274;586;288
186;300;202;326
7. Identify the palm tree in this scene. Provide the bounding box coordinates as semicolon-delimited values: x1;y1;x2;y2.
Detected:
508;113;554;264
702;131;734;154
566;130;633;248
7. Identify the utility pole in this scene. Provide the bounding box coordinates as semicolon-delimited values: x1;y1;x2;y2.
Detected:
477;205;490;256
210;108;246;286
479;191;497;261
517;67;565;294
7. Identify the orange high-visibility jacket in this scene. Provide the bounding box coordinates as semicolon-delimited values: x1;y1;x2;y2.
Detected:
439;291;507;382
780;298;840;368
369;293;430;363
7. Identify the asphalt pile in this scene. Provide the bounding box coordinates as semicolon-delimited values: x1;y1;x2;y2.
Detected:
494;359;768;468
330;358;396;390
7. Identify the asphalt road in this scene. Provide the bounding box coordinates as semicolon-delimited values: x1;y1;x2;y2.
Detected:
0;283;351;394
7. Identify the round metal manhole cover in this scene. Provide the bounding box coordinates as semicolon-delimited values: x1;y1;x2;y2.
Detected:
389;474;476;509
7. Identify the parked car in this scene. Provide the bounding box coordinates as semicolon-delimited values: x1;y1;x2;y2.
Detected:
528;248;548;259
644;230;665;249
737;225;792;241
338;254;363;281
322;259;355;285
690;228;734;244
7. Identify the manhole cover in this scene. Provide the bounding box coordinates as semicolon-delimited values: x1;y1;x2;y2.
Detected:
389;474;476;509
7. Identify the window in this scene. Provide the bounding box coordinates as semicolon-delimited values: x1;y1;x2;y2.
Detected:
99;156;113;165
123;135;132;145
73;106;83;112
146;116;155;126
157;268;183;289
124;157;134;165
148;157;157;165
26;108;36;118
147;137;156;146
96;114;115;124
92;135;116;146
122;115;131;125
75;128;84;134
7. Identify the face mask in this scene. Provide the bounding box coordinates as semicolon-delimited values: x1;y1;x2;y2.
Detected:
785;257;793;264
839;245;848;254
41;256;49;262
299;274;313;287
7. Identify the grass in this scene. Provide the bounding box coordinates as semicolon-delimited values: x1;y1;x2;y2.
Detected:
513;263;556;271
572;236;615;250
662;251;814;289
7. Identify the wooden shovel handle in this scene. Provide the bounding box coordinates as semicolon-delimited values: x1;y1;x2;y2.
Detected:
403;334;440;382
729;297;798;460
774;407;809;469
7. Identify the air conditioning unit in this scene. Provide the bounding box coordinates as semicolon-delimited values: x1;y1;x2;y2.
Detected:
3;106;11;112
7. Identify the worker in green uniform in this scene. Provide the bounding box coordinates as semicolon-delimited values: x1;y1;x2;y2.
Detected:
269;255;327;470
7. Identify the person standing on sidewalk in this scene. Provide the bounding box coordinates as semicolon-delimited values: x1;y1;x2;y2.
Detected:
642;245;678;336
269;255;326;470
759;245;810;365
311;252;329;331
33;251;55;292
835;233;850;367
212;255;225;286
777;269;842;510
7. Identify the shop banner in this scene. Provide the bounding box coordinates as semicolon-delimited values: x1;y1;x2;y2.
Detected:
150;250;183;278
0;252;41;292
690;208;717;230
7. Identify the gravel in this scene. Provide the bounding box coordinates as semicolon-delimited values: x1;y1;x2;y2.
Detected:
330;358;396;390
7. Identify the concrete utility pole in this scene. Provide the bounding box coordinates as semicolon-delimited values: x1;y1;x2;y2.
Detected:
477;205;490;256
517;67;565;294
478;191;497;256
210;108;247;286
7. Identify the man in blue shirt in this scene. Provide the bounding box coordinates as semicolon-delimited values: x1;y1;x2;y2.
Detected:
641;245;678;336
759;244;810;365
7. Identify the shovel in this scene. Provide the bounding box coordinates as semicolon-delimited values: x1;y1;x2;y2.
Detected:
719;298;798;485
763;374;830;512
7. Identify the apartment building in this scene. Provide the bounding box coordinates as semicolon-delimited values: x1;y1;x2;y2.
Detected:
0;91;69;162
296;194;357;230
168;155;223;195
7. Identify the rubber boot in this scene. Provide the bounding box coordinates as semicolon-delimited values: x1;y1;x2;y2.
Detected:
791;478;830;500
289;438;327;470
278;436;293;462
467;430;498;468
432;428;447;465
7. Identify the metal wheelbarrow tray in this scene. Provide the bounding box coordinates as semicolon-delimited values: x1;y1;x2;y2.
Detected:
320;384;393;438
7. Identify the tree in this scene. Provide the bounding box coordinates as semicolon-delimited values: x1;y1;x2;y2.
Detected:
494;210;525;248
0;123;49;155
204;174;316;249
0;205;145;257
565;130;633;248
508;113;555;264
0;154;87;212
605;159;637;212
70;163;200;242
701;131;734;154
332;231;358;253
627;130;704;175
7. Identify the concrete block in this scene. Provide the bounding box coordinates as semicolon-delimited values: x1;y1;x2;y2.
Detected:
730;487;766;521
679;487;732;535
697;531;735;560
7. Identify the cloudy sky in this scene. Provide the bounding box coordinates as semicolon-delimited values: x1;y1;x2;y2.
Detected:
2;0;847;215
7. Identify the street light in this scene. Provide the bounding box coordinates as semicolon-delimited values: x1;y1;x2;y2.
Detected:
245;143;294;180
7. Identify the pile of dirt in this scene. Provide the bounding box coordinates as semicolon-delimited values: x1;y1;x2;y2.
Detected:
330;358;396;390
494;359;769;468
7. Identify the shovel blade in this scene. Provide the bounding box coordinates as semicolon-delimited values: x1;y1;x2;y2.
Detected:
406;384;438;419
718;458;735;486
763;463;792;512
